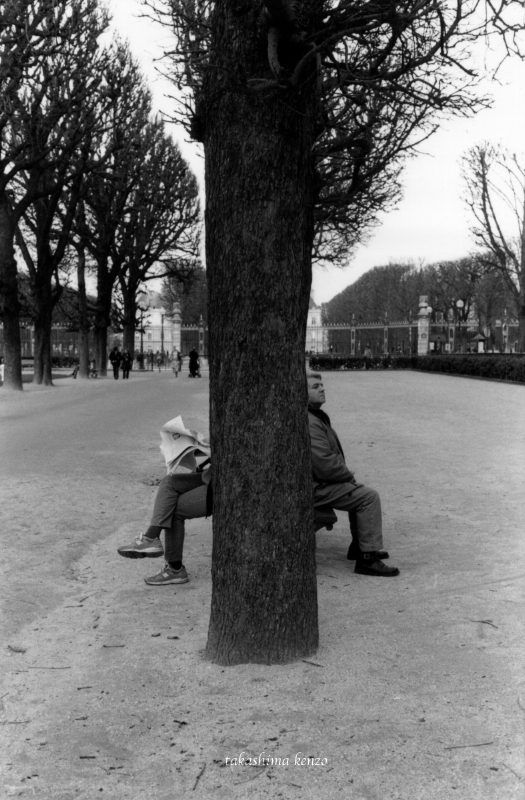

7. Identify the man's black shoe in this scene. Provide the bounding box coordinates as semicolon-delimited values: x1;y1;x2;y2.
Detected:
347;541;389;560
354;552;399;577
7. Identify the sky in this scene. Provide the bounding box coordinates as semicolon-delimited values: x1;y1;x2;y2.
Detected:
108;0;525;305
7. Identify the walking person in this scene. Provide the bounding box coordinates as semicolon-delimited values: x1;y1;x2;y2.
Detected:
109;346;122;379
363;345;372;370
188;348;200;378
121;349;133;379
172;350;182;377
156;351;162;372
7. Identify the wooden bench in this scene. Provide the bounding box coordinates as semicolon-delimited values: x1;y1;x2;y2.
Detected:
313;505;337;532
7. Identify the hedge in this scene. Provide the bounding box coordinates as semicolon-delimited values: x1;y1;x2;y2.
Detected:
51;356;79;368
308;354;525;383
309;355;392;371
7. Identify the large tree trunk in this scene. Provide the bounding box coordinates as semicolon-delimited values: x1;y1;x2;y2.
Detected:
76;247;91;378
121;284;137;354
94;264;112;376
518;191;525;352
94;324;108;377
0;191;23;391
203;1;320;665
32;320;53;386
31;274;54;386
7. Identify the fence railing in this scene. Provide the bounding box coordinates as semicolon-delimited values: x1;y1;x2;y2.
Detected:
1;320;520;360
306;321;521;356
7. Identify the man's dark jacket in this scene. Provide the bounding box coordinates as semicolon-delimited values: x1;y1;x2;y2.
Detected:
308;407;361;505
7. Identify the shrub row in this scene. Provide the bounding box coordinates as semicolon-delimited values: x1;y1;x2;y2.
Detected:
309;355;391;371
309;354;525;383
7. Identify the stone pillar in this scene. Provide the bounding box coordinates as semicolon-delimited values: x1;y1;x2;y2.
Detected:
417;296;430;356
448;325;454;353
172;302;182;354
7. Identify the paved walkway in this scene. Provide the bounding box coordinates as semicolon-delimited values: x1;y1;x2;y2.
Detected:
0;369;524;799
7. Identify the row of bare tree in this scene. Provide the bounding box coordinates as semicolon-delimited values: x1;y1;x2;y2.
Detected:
324;254;517;332
324;144;525;344
0;0;201;388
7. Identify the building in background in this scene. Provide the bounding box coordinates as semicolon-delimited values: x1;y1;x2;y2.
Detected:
134;291;179;357
134;290;207;358
305;296;328;354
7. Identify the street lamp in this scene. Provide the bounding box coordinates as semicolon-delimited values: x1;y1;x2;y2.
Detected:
137;290;148;369
161;313;165;366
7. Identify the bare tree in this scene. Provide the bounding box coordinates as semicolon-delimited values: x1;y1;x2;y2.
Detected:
424;257;482;322
115;121;201;353
0;0;112;390
463;143;525;350
161;264;208;324
142;0;524;665
324;262;425;323
73;44;154;375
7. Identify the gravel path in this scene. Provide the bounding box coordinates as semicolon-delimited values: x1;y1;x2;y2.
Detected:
1;368;524;799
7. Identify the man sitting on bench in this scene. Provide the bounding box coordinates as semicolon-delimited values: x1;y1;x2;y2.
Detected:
307;371;399;577
117;372;399;584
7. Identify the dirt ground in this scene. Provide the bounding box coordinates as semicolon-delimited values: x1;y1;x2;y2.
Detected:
0;366;524;800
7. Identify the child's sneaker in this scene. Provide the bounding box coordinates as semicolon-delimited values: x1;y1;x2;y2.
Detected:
144;563;189;586
117;534;163;559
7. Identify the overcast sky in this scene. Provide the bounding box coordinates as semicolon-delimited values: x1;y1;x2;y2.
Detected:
108;0;525;305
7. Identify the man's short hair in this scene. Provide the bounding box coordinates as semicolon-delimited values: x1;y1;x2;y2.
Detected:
306;371;322;381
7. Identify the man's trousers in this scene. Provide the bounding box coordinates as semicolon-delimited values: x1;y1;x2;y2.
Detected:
322;485;383;553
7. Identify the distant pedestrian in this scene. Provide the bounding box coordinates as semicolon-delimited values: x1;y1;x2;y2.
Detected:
364;345;372;370
109;346;122;379
188;348;200;378
147;350;154;370
121;349;133;379
172;350;182;377
156;351;162;372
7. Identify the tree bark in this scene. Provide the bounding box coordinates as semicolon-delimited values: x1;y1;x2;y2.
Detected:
0;190;23;391
77;246;91;378
518;191;525;352
94;261;113;376
31;267;55;386
94;323;108;377
203;1;320;665
121;282;138;354
32;319;53;386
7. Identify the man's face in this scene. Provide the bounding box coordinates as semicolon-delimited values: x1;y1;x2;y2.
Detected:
308;377;326;407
